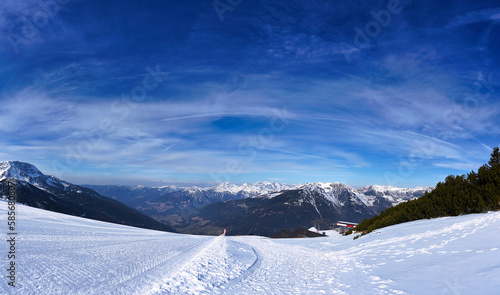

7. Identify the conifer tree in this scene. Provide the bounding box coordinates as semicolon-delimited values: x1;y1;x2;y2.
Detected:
488;147;500;167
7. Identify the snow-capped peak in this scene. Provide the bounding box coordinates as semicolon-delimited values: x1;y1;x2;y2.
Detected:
1;161;44;181
281;182;434;210
358;184;433;193
212;182;241;194
0;160;68;190
208;181;299;196
299;182;352;195
297;182;360;206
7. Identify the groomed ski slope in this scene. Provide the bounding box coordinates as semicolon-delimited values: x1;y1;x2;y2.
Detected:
1;202;499;294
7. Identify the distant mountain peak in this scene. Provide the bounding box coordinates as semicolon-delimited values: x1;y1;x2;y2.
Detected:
212;182;239;193
0;160;68;190
205;181;299;196
265;182;435;214
1;161;43;180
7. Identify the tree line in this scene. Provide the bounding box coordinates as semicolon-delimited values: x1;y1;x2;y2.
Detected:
353;147;500;235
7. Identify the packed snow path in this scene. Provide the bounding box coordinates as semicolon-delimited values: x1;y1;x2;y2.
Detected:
1;203;499;294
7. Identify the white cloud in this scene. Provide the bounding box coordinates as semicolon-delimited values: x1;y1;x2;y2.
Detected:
448;8;500;28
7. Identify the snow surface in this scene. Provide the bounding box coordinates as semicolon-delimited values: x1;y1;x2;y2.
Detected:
1;202;499;294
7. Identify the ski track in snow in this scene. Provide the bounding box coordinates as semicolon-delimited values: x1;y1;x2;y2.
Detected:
1;202;499;294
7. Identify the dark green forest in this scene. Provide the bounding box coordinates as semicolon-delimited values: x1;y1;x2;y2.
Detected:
354;147;500;234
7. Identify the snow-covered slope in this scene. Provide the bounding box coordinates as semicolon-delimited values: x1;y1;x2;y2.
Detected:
1;201;498;294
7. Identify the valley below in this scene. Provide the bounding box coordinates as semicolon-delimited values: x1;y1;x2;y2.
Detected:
87;182;432;236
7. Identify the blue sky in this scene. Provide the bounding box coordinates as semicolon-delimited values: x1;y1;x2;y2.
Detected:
0;0;499;187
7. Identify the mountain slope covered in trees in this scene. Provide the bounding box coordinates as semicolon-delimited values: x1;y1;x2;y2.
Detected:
355;147;500;234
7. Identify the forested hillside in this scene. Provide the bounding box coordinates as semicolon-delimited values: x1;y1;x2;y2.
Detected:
354;147;500;234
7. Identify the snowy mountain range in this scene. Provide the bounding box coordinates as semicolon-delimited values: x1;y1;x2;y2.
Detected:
88;180;432;236
86;181;299;206
89;181;430;210
1;160;433;236
290;182;432;215
0;161;174;232
184;182;433;236
85;181;300;233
